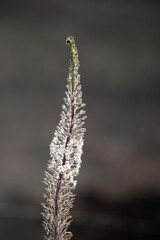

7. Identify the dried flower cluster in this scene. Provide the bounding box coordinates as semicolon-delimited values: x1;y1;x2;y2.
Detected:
42;36;86;240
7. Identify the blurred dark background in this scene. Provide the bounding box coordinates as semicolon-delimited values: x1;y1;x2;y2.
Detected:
0;0;160;239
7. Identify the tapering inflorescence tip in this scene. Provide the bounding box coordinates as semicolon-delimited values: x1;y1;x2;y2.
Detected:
66;35;75;46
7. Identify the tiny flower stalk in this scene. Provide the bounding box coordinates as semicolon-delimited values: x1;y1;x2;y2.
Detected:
42;36;87;240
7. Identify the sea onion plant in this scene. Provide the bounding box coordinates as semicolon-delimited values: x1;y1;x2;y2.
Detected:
42;36;87;240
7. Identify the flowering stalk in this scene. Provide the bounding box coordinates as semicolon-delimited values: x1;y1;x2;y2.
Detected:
42;36;87;240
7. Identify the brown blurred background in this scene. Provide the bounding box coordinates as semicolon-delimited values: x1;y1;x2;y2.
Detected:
0;0;160;239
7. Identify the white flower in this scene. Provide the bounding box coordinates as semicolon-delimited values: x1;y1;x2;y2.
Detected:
64;163;71;170
57;165;65;173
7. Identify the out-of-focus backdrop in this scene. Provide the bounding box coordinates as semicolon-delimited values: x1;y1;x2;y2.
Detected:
0;0;160;239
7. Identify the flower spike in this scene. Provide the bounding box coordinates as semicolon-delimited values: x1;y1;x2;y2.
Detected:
42;36;86;240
